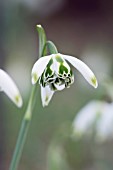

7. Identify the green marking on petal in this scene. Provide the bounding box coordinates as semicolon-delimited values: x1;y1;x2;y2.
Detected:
51;83;57;91
59;64;68;74
14;94;23;107
45;58;54;77
55;55;64;63
70;69;73;76
32;73;38;83
15;95;20;104
45;95;49;102
91;76;98;88
45;66;53;77
47;58;53;67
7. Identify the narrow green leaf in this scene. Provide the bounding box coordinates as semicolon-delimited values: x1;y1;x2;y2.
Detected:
36;24;47;57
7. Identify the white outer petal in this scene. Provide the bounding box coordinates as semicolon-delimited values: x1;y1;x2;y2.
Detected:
31;55;52;84
0;69;23;107
61;54;98;88
41;85;54;107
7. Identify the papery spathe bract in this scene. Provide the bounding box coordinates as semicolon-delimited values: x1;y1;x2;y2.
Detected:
31;53;98;107
0;69;23;107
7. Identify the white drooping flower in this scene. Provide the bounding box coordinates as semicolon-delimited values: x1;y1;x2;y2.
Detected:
31;53;98;107
72;100;113;142
0;69;23;107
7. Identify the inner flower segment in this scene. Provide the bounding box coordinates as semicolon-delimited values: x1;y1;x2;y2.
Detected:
39;57;74;91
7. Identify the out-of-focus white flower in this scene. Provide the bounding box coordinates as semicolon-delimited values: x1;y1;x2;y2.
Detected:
72;100;113;142
0;69;23;107
31;53;98;107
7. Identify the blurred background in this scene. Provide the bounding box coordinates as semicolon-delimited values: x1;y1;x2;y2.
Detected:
1;0;113;169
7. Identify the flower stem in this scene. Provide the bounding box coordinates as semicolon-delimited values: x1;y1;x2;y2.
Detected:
9;85;37;170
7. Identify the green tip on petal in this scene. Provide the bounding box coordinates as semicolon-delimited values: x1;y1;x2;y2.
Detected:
32;73;38;84
55;55;64;63
91;76;98;88
43;96;49;107
45;95;49;103
14;95;23;107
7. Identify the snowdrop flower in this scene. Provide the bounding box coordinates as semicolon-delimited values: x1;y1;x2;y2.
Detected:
72;100;113;142
32;53;98;107
0;69;23;107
